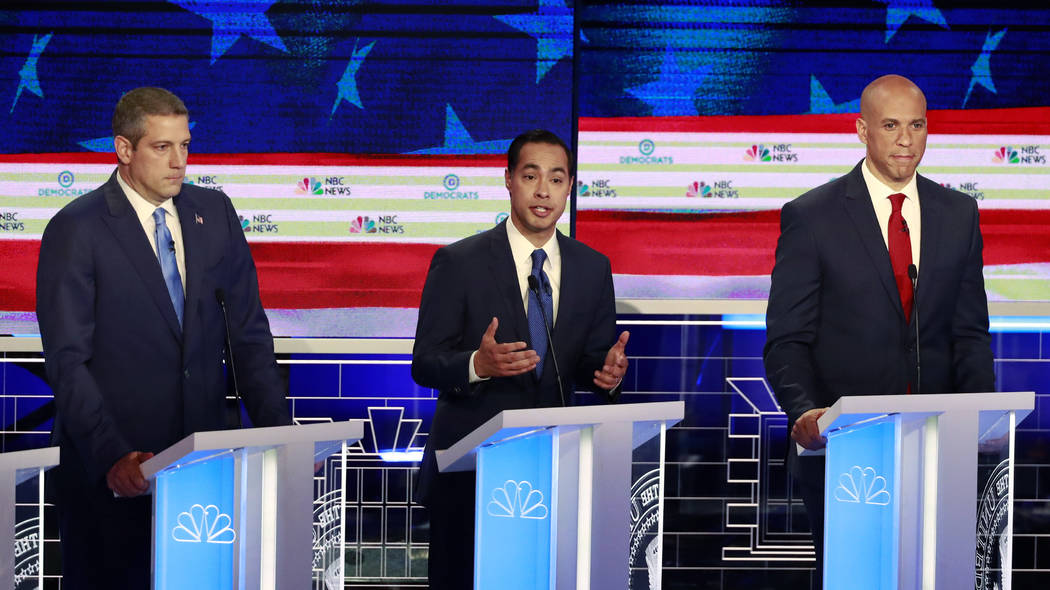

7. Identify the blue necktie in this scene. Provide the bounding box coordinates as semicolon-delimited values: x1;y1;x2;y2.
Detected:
527;249;554;377
153;208;185;327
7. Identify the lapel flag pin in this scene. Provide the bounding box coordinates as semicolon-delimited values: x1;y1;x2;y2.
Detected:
195;213;203;225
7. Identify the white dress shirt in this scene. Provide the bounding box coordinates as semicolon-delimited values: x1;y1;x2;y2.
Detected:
861;158;921;271
116;170;187;291
468;222;562;383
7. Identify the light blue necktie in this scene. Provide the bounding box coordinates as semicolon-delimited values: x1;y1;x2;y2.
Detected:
527;249;554;376
153;208;185;327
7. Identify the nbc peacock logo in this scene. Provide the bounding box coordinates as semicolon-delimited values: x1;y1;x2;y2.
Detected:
486;479;549;520
744;144;771;162
833;465;891;506
296;177;323;195
349;216;377;234
992;146;1019;164
686;181;711;198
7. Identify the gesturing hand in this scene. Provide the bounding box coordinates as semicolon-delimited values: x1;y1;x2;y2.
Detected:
593;330;630;390
791;408;829;451
106;451;154;497
473;317;540;378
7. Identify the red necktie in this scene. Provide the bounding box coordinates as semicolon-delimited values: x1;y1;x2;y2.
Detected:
887;193;913;324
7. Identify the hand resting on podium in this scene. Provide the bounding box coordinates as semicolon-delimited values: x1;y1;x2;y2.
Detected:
106;451;154;497
793;407;829;456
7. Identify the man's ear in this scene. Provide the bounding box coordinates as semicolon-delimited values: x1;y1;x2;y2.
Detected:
114;135;134;165
855;117;869;146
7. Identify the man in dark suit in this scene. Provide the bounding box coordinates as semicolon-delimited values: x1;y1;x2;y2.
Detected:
36;87;291;588
764;74;995;588
412;129;630;589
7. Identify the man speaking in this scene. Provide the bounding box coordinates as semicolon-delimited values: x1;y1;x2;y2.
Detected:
36;87;291;588
411;129;630;589
763;74;995;589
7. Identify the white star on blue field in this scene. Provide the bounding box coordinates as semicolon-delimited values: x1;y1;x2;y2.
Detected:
172;0;288;64
626;47;711;116
410;105;510;154
808;76;860;114
881;0;949;43
331;39;375;116
10;33;53;114
964;28;1008;107
494;0;573;84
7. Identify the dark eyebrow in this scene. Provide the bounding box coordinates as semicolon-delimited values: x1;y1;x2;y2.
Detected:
520;163;567;175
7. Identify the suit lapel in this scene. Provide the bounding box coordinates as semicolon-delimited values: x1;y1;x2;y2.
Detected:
100;172;183;340
553;231;576;351
915;175;941;318
175;192;205;338
489;221;529;344
842;163;906;322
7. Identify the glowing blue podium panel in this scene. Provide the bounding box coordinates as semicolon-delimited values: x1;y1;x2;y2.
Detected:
475;431;555;590
436;402;683;590
143;421;364;590
814;392;1034;590
154;454;236;589
824;417;899;589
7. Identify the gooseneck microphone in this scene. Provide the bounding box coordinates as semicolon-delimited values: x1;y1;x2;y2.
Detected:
907;264;920;394
215;288;243;428
527;275;565;407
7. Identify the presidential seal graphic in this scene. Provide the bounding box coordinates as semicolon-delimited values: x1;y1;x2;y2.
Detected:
976;458;1011;590
313;488;343;590
13;517;41;588
629;469;661;590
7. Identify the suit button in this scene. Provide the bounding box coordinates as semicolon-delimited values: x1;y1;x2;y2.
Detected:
184;369;191;379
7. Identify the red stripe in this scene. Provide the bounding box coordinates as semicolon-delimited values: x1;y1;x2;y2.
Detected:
0;153;507;167
575;208;1050;276
2;208;1047;312
578;107;1050;135
2;241;441;312
248;242;438;309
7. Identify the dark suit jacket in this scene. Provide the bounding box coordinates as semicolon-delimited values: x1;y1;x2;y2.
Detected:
411;220;619;505
36;172;291;488
763;161;995;477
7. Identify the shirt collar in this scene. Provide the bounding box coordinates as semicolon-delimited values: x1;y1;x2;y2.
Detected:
861;158;919;204
116;168;177;226
505;218;560;268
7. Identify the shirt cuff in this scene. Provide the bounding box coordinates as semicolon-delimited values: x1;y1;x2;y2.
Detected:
468;350;490;384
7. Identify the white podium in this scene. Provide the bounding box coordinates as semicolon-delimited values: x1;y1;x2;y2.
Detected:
437;401;684;590
141;421;364;590
817;391;1034;590
0;446;59;589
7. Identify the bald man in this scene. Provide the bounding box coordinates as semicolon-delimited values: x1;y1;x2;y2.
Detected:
763;74;994;588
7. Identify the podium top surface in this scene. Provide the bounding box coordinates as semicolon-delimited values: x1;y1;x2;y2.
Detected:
0;446;59;471
142;420;365;480
437;401;684;473
0;446;60;487
820;391;1035;434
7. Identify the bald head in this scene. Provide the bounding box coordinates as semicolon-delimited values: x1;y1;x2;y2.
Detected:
856;75;928;190
860;75;926;121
